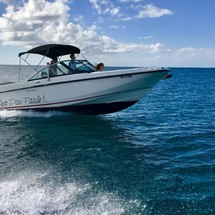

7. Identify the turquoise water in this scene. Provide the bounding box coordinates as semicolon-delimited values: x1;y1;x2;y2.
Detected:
0;67;215;214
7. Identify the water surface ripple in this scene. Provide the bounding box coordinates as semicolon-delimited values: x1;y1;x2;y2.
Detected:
0;67;214;214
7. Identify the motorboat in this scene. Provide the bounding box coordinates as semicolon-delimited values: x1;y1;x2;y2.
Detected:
0;44;170;114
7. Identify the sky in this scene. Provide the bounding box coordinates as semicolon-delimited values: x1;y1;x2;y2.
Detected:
0;0;214;67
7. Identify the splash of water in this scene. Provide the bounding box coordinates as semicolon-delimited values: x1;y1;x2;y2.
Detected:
0;170;144;215
0;110;68;120
0;171;89;214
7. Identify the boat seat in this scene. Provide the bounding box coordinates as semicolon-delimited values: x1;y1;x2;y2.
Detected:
41;71;48;78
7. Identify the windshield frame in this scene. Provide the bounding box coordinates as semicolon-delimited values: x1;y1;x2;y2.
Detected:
27;59;96;81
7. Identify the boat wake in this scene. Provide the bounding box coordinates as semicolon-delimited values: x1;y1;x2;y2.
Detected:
0;110;68;120
0;170;143;215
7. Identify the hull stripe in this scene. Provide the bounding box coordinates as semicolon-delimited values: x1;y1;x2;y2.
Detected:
2;87;148;110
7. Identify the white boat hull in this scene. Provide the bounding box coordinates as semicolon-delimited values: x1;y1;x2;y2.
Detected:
0;67;168;114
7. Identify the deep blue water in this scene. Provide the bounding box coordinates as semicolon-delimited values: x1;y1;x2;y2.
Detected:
0;66;215;214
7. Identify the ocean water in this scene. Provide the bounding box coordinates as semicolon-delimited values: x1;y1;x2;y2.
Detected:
0;66;215;215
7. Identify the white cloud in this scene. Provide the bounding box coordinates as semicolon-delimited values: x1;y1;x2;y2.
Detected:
110;7;120;16
144;36;153;40
119;0;143;2
138;4;173;18
175;47;215;63
0;0;15;4
110;25;126;29
110;25;120;29
0;0;70;46
0;0;165;58
89;0;120;16
121;16;133;21
73;15;84;23
121;4;173;21
89;0;102;14
0;0;214;67
152;47;215;67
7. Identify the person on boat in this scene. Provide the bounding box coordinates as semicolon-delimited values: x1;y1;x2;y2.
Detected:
49;58;58;77
69;54;76;70
95;63;104;72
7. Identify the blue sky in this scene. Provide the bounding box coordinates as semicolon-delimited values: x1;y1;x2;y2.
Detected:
0;0;214;67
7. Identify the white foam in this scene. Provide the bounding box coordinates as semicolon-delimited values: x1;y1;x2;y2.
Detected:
0;171;88;214
0;180;88;214
0;110;68;120
0;170;143;215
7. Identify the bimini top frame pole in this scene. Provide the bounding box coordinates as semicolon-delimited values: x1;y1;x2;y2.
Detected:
17;44;81;81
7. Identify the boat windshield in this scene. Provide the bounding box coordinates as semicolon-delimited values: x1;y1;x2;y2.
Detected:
28;60;96;81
